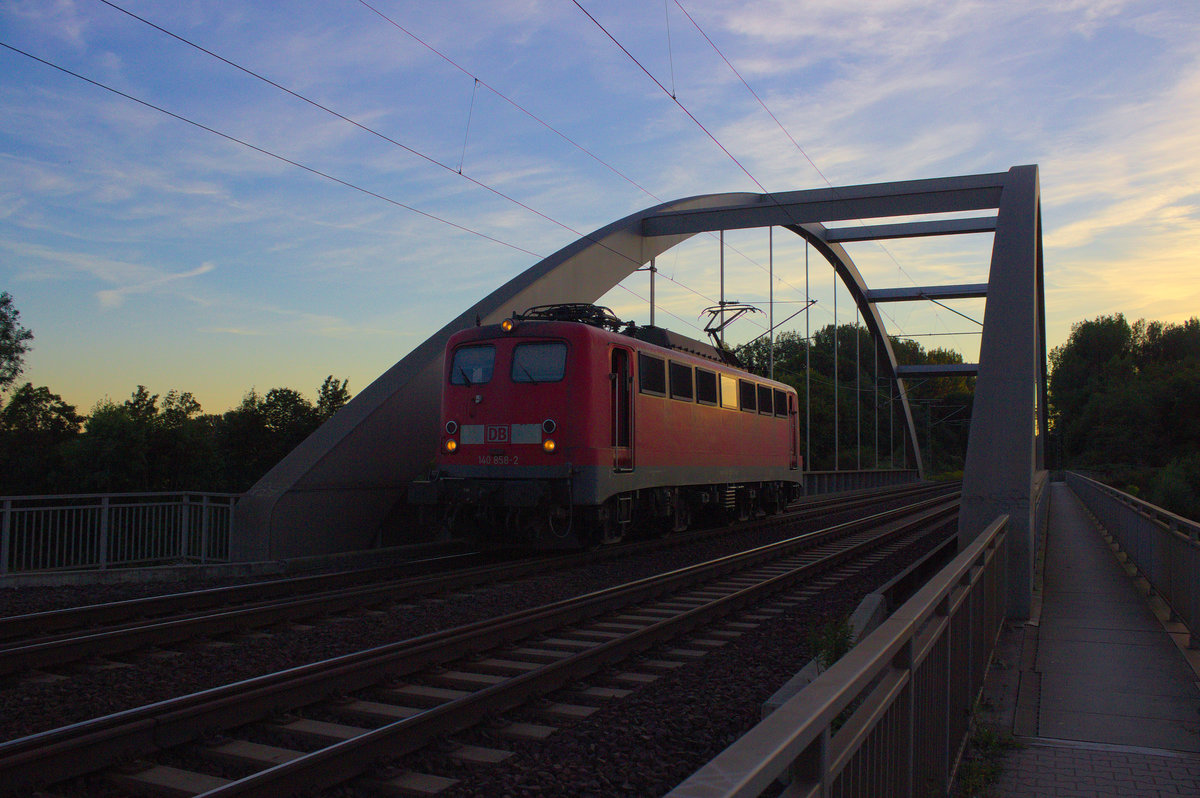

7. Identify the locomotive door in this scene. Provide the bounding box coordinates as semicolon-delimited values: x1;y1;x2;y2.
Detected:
611;347;634;471
789;393;800;469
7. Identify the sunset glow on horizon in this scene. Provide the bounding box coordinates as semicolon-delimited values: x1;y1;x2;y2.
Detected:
2;1;1198;414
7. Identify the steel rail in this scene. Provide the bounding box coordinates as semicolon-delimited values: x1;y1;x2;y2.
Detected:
0;547;487;642
0;494;957;795
0;482;944;643
0;483;955;676
198;506;958;798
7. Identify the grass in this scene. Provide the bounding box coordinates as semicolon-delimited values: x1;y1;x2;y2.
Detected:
810;614;855;673
955;723;1022;797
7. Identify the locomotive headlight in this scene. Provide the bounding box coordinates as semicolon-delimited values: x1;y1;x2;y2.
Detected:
542;438;557;453
501;318;516;333
542;418;557;434
444;439;458;453
445;420;459;435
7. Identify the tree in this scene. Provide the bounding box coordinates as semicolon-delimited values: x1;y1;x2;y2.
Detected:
262;387;319;438
733;323;972;474
316;376;351;421
0;292;34;395
0;383;82;436
0;383;82;493
1048;314;1200;515
67;398;152;492
65;387;220;492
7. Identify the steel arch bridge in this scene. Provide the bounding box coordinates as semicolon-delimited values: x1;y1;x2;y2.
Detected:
235;165;1046;615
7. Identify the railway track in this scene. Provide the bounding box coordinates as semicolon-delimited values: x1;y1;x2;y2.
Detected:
0;492;957;797
0;482;953;680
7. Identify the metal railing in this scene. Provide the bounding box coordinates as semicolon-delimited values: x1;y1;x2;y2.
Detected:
805;469;920;496
669;514;1008;798
1066;472;1200;644
1;493;237;574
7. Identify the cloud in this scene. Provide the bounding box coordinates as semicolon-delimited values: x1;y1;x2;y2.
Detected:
95;261;216;308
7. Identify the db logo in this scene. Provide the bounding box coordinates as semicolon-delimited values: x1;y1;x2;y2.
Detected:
486;425;509;443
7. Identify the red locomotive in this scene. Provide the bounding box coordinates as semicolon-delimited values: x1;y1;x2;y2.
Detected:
409;304;803;546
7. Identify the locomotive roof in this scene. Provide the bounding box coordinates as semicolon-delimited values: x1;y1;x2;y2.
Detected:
508;303;741;368
622;324;741;368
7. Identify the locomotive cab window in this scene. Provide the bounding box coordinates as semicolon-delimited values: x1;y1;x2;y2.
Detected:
774;389;788;417
638;353;667;396
757;384;773;415
696;369;718;405
450;344;495;385
739;379;757;412
512;341;567;383
669;362;694;401
720;374;738;409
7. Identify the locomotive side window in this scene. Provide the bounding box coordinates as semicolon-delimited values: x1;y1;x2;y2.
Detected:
450;345;495;385
757;384;773;415
696;369;718;405
512;342;567;383
669;362;694;401
638;353;667;396
720;374;738;409
774;389;788;417
739;379;757;412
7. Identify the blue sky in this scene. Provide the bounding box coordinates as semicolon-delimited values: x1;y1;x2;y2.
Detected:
2;0;1198;414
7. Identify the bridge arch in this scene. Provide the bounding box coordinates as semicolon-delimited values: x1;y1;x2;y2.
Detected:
235;167;1045;619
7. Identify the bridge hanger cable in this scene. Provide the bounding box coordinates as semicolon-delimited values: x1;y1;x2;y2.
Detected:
670;2;966;336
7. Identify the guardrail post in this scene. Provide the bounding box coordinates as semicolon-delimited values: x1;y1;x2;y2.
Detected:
179;494;190;561
896;637;916;798
226;496;235;562
1191;541;1200;651
789;727;831;797
1;499;10;575
200;495;210;564
98;496;109;570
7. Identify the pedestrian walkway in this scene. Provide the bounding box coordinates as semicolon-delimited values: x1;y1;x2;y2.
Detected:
983;482;1200;797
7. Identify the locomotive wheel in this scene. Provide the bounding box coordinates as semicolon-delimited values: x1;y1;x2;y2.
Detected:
546;505;573;539
670;491;692;533
598;498;625;545
762;484;784;516
438;504;468;541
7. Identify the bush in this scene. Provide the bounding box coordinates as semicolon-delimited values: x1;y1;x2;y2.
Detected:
1149;455;1200;522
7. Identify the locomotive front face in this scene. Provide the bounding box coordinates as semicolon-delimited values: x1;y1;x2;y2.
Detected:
443;336;568;463
425;321;593;511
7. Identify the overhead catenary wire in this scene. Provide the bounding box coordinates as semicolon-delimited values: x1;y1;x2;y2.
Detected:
92;0;604;250
6;45;716;339
0;40;542;260
573;0;928;346
360;0;785;330
94;0;745;336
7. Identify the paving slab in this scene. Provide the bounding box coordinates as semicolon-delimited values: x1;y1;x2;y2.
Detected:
991;739;1200;798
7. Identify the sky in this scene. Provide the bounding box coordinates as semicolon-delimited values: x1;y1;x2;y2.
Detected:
2;0;1198;415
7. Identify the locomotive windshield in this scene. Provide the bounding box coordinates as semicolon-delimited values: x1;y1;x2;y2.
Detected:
450;345;495;385
511;341;567;383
